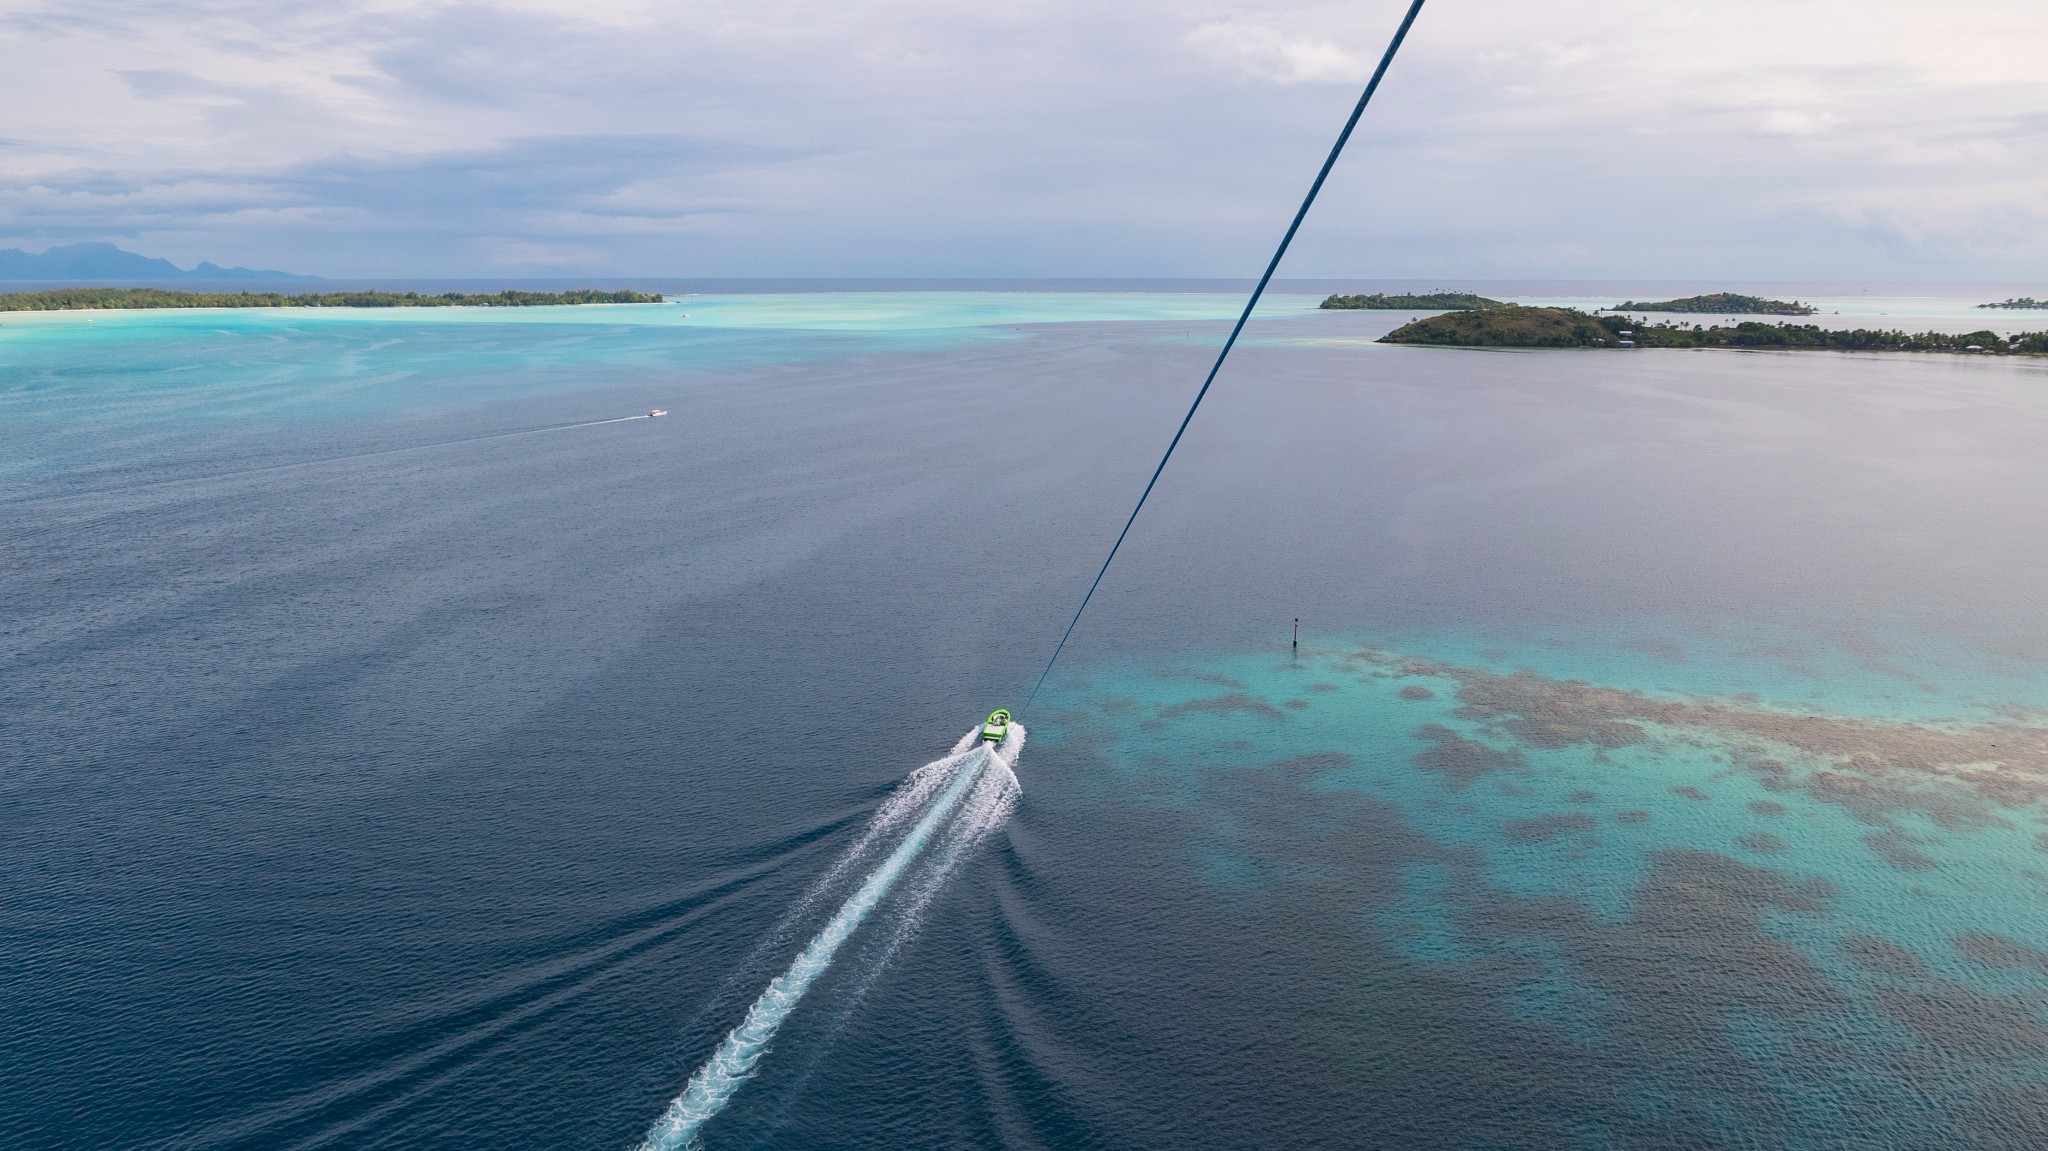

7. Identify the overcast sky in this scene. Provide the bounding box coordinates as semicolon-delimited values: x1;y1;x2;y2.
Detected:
3;0;2045;279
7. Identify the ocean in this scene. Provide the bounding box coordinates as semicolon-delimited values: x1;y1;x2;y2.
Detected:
5;288;2048;1149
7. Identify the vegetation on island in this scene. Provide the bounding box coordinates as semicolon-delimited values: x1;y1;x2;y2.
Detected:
1379;305;2046;354
0;287;664;312
1979;298;2046;310
1611;292;1815;316
1378;306;1616;347
1319;291;1504;311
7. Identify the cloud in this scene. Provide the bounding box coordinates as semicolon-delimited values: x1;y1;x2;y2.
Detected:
281;136;784;219
1758;109;1839;137
0;0;2043;277
0;134;811;273
1185;20;1370;85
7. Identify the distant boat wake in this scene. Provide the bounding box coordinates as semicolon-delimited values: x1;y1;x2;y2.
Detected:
639;726;1023;1150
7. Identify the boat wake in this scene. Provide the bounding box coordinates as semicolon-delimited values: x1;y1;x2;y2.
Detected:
639;725;1023;1150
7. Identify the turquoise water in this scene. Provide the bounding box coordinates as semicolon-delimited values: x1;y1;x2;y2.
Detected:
1039;628;2048;1144
657;290;1320;330
1048;631;2048;939
0;292;1318;488
1355;616;2048;722
0;289;1316;334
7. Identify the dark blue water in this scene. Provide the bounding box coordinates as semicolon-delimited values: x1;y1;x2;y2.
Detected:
6;297;2048;1149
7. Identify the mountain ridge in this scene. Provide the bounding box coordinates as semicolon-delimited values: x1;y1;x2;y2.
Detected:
0;242;314;281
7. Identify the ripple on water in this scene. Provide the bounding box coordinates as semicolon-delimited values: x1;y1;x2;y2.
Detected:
1030;635;2048;1146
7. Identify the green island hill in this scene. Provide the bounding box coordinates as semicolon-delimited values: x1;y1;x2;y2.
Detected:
1319;291;1504;311
1610;292;1816;315
1980;298;2047;310
1380;306;2048;354
0;287;664;312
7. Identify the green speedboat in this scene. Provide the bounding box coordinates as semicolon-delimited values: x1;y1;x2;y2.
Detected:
980;709;1012;743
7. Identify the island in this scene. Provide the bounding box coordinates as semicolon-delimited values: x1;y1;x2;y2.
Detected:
1610;292;1815;315
1380;306;2047;354
1319;291;1503;311
1979;298;2047;310
0;287;664;312
1379;306;1615;347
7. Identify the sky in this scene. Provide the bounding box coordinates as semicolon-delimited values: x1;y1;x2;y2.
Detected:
2;0;2045;279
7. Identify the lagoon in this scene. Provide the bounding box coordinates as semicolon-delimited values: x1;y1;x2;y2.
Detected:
5;290;2047;1149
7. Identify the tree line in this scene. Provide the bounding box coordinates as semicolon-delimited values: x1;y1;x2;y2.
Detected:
0;288;665;311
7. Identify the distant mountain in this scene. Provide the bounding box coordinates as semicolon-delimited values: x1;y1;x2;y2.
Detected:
0;242;315;281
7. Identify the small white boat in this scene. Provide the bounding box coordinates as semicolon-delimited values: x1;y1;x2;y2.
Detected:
647;409;668;418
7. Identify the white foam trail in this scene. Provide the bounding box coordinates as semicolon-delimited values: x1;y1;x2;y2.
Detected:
856;727;1024;965
905;725;1024;924
760;727;1024;1100
859;724;1025;967
725;727;1009;998
640;728;1020;1150
845;735;1021;992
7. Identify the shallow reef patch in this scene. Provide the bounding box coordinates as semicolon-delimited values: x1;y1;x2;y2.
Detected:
1410;723;1529;791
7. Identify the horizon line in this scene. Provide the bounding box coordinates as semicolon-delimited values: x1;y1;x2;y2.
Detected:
2;275;2042;287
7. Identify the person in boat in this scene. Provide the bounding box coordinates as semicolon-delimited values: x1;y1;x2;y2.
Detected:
980;709;1011;743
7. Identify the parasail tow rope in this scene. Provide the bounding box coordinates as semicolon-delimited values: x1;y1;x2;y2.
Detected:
1026;0;1430;706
